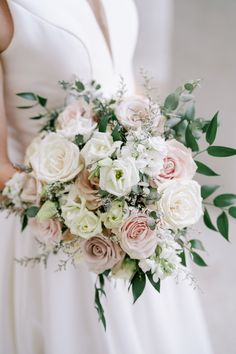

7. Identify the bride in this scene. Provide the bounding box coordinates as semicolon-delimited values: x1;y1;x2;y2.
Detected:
0;1;213;353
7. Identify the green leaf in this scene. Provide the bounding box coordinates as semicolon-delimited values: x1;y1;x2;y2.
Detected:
203;208;217;231
184;103;195;120
189;239;205;251
213;194;236;207
98;116;109;132
21;213;28;232
17;92;37;101
74;134;84;147
111;123;122;141
195;160;219;176
229;206;236;218
94;286;106;330
184;83;194;92
146;271;160;292
201;185;220;199
206;112;218;145
30;115;44;120
179;251;186;266
37;95;47;107
75;81;85;92
131;271;146;303
164;93;179;111
191;252;207;266
17;105;36;109
149;211;158;220
217;211;229;240
207;146;236;157
185;124;199;151
26;206;40;218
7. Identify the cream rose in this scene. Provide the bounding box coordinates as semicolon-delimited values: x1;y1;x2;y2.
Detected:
99;157;140;197
158;180;203;230
157;139;197;182
56;100;97;140
68;209;102;239
81;132;120;166
119;213;158;259
28;218;62;246
30;133;83;183
115;95;150;129
80;234;124;274
75;169;100;210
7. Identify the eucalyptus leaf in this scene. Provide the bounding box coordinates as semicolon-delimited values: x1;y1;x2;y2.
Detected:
75;81;85;92
21;213;28;232
37;95;47;107
201;185;220;199
184;83;194;92
189;239;205;251
217;212;229;240
17;105;36;109
206;112;218;145
164;93;179;111
213;194;236;207
131;271;146;303
207;146;236;157
26;206;40;218
191;252;207;266
195;160;219;176
179;251;186;266
30;115;44;120
203;208;217;231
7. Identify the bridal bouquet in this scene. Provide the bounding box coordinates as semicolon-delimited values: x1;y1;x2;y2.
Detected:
1;77;236;329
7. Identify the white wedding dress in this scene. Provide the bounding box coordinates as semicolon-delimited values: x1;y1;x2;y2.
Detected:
0;1;213;354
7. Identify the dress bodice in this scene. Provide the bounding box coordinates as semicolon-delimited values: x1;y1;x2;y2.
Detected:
1;0;138;158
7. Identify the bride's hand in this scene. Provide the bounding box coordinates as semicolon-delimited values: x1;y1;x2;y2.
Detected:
0;161;16;190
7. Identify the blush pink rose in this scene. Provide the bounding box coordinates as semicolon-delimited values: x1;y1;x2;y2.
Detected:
119;213;158;259
28;218;62;245
20;174;42;205
156;139;197;183
76;169;101;210
80;234;124;274
115;96;150;129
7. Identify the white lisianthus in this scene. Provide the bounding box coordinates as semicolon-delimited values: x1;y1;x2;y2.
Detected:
139;258;156;273
99;157;140;197
30;133;83;183
56;101;97;141
121;135;167;177
81;132;121;166
68;209;102;239
2;172;26;208
158;180;203;230
102;200;129;230
60;185;86;226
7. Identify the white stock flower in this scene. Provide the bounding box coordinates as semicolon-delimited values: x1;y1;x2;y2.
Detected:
30;133;83;183
158;180;203;230
81;132;121;166
56;100;97;141
139;259;156;273
99;157;140;197
68;209;102;239
121;135;167;177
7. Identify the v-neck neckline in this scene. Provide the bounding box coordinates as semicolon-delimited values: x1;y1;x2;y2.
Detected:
85;0;114;65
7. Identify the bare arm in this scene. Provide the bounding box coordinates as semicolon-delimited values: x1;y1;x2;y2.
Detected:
0;2;16;189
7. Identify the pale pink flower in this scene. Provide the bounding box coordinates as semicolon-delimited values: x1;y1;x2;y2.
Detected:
119;213;158;259
75;169;100;210
28;218;62;245
80;234;124;274
156;139;197;183
20;174;42;205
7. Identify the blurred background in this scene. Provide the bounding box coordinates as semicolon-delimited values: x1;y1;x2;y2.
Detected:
134;1;236;353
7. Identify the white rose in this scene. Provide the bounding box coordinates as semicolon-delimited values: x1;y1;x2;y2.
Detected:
99;157;140;197
24;134;44;165
56;100;97;141
2;172;26;208
101;200;128;230
68;208;102;239
30;133;83;183
81;132;121;166
158;180;203;230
